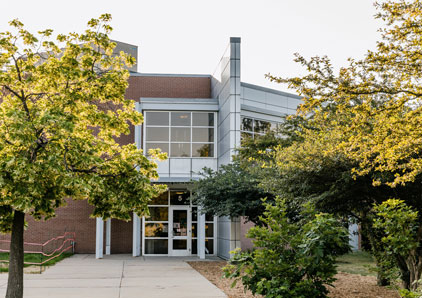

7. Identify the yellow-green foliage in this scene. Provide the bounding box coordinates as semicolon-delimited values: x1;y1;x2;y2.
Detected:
0;14;167;231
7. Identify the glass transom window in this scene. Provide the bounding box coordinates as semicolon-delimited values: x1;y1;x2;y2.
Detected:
145;111;216;158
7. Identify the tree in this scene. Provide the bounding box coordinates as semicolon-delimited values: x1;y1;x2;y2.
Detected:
192;162;274;225
0;15;166;298
224;198;350;298
265;0;422;290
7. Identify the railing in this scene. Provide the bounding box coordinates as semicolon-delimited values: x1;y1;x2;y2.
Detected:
0;232;76;273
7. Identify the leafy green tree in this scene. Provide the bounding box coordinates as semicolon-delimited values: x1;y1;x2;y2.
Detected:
373;199;422;291
224;198;350;298
192;162;274;225
0;15;166;298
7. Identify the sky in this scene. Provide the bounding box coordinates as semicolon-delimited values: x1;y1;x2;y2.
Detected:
1;0;383;93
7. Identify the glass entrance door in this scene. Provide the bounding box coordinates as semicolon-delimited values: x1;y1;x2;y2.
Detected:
169;206;191;256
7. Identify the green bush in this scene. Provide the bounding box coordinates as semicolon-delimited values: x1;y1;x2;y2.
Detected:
224;198;350;298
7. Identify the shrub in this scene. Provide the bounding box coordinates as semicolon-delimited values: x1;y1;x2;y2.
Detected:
224;198;350;298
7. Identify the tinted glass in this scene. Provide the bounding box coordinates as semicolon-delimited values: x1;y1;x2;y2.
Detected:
205;223;214;237
191;223;198;238
170;190;190;205
192;113;214;126
173;239;187;250
192;128;213;142
146;127;169;142
150;192;168;205
170;143;190;157
172;210;188;236
145;239;168;254
205;213;214;221
241;117;253;131
145;223;168;237
171;112;191;126
192;207;198;221
205;239;214;254
145;143;169;154
192;144;214;157
192;239;197;254
171;127;191;142
147;207;168;221
146;112;169;126
254;119;271;134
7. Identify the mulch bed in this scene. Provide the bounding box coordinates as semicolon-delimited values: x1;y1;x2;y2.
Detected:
188;261;399;298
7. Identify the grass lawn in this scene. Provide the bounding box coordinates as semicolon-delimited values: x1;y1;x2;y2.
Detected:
336;251;376;276
0;252;73;273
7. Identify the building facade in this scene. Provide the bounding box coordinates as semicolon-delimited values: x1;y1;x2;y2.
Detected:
4;37;305;259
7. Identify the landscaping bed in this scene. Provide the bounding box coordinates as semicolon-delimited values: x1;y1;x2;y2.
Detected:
188;256;400;298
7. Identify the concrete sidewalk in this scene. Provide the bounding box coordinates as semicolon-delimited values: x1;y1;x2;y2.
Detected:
0;254;227;298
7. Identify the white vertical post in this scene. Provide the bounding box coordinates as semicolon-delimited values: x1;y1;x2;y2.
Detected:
133;212;141;257
105;219;111;255
95;217;104;259
198;207;206;259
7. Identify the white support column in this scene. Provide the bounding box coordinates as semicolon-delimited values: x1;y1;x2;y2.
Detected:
198;207;206;259
132;213;141;257
105;219;111;255
95;217;104;259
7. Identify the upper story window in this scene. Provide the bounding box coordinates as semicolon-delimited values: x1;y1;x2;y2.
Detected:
241;116;281;140
144;111;216;158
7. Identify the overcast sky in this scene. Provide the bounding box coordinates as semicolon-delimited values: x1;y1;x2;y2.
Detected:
1;0;383;93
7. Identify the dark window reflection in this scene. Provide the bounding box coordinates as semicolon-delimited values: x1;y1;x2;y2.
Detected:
170;190;190;205
254;119;271;134
241;117;253;131
150;191;168;205
145;223;168;237
147;207;168;221
145;239;168;254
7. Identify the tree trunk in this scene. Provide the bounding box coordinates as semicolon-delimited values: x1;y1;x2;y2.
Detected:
6;211;25;298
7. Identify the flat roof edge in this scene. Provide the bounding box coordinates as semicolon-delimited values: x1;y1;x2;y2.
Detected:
241;82;302;99
130;72;212;78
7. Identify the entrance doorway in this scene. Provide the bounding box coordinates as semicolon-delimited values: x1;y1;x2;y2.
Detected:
169;206;191;256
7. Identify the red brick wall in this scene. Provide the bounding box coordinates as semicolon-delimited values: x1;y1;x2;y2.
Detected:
0;75;211;254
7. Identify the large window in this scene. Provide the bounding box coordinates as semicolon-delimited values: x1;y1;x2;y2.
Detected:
145;111;216;158
241;116;281;141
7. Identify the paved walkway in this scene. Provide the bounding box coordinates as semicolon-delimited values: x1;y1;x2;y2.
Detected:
0;254;227;298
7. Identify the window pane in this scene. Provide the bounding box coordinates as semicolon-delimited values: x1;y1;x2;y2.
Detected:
192;239;197;254
150;192;168;205
191;223;198;238
192;128;213;142
145;143;169;154
205;213;214;221
145;223;168;237
192;207;198;221
205;239;214;254
171;112;191;126
192;144;214;157
241;117;253;131
170;143;190;157
170;190;190;205
173;239;187;250
254;119;271;134
145;239;168;254
205;223;214;237
147;207;168;221
146;112;169;126
146;127;169;142
193;113;214;126
171;127;191;142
